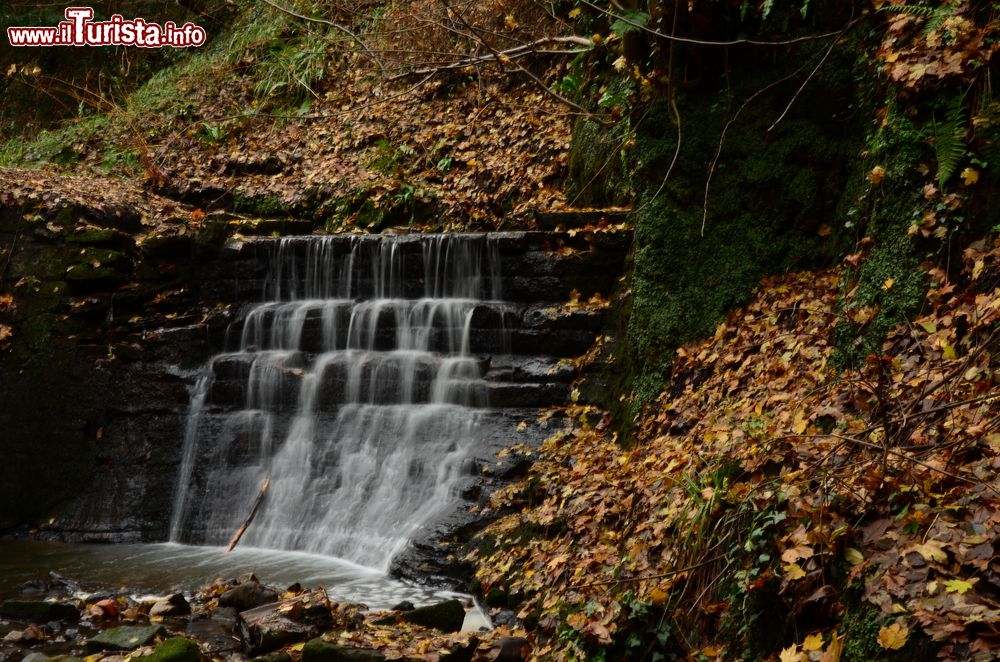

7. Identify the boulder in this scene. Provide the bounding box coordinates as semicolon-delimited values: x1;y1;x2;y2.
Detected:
185;618;238;656
219;582;279;612
237;588;332;655
484;637;531;661
0;600;79;623
139;637;201;662
373;599;465;633
301;638;385;662
87;625;165;651
150;594;191;618
249;653;291;662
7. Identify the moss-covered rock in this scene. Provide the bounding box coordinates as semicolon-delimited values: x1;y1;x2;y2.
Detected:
87;625;165;651
140;637;202;662
301;638;386;662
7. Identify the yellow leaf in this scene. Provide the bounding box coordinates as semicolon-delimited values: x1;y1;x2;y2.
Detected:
868;165;886;185
942;345;957;360
919;320;937;334
779;644;804;662
845;547;864;566
877;622;909;650
649;587;668;605
569;7;582;18
784;563;806;580
792;410;809;434
942;578;977;594
289;643;305;652
972;259;984;280
882;277;895;290
908;540;947;564
960;167;979;185
803;633;824;651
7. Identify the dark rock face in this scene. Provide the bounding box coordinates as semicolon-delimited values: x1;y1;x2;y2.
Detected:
0;600;79;623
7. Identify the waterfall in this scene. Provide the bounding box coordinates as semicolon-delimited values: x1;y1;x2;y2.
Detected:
169;234;505;571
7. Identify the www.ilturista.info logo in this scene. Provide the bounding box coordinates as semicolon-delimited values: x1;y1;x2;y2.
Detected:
7;7;206;48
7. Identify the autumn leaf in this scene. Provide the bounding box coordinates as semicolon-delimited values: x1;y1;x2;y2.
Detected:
868;165;886;185
907;540;948;564
877;622;909;650
960;167;979;185
844;548;864;566
783;563;806;580
779;644;804;662
942;578;977;594
802;633;824;651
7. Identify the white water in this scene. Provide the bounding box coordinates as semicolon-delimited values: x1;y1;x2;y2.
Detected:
169;235;504;572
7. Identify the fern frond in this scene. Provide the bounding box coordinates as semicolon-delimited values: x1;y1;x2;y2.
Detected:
879;4;936;17
935;95;967;186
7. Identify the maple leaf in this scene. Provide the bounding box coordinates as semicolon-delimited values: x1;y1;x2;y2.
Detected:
784;563;806;580
942;578;977;594
779;644;804;662
960;168;979;185
802;633;824;651
877;622;909;650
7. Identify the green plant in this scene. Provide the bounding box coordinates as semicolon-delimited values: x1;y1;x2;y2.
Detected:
934;94;966;186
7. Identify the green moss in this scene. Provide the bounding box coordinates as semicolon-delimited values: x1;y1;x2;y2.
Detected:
567;118;633;207
140;638;201;662
232;193;293;217
593;47;862;432
832;101;932;368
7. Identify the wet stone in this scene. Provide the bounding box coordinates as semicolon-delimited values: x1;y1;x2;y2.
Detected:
86;625;165;651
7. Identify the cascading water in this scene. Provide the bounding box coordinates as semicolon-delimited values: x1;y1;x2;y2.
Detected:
169;234;504;571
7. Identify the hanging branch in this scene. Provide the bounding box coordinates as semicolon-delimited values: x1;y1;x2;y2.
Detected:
388;35;592;80
437;0;594;117
226;476;271;553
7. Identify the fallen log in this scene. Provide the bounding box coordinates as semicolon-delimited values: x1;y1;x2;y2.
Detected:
226;476;270;553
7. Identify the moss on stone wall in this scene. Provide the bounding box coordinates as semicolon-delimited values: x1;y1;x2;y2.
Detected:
575;47;863;430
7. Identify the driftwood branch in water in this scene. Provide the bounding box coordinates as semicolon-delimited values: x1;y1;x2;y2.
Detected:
226;477;271;553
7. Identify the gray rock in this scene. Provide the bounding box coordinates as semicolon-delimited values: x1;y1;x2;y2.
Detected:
150;594;191;618
87;624;165;651
219;583;279;613
374;599;465;633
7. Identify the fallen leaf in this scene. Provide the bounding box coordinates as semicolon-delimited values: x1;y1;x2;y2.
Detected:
877;622;909;650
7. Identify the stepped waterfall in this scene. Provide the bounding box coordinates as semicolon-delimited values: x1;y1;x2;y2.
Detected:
169;234;505;571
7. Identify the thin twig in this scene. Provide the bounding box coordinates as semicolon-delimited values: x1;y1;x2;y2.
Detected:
766;13;853;134
701;58;815;236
